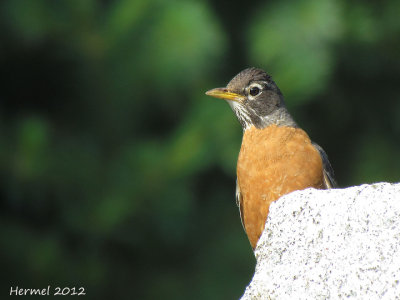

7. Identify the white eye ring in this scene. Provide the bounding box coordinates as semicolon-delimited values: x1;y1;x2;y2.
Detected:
248;83;263;99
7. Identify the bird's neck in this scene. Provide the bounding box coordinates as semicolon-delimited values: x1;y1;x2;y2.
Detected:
231;104;297;131
253;106;298;129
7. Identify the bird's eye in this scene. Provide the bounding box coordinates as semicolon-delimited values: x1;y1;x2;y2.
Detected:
249;86;260;96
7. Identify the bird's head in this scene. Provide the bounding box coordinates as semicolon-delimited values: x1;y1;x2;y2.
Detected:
206;67;296;130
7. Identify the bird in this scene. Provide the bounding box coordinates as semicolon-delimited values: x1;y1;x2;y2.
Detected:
205;67;336;249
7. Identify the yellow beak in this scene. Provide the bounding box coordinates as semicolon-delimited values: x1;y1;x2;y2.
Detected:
205;88;245;102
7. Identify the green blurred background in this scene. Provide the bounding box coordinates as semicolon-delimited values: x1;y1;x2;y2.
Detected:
1;0;400;299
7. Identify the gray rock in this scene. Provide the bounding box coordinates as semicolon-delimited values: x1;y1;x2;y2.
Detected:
241;183;400;300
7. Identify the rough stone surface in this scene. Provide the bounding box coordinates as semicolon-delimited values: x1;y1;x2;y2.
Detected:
241;183;400;300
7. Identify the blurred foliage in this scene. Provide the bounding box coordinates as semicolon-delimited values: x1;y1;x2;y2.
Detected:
0;0;400;299
249;0;343;103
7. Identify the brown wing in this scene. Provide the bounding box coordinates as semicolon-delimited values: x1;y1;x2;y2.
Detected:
235;179;246;231
312;142;337;188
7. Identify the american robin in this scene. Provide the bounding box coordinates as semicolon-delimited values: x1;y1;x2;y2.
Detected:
206;67;336;249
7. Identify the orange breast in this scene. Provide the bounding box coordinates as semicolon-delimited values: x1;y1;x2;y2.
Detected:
237;125;325;249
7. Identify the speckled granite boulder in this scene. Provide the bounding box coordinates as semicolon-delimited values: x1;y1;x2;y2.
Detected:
241;183;400;300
